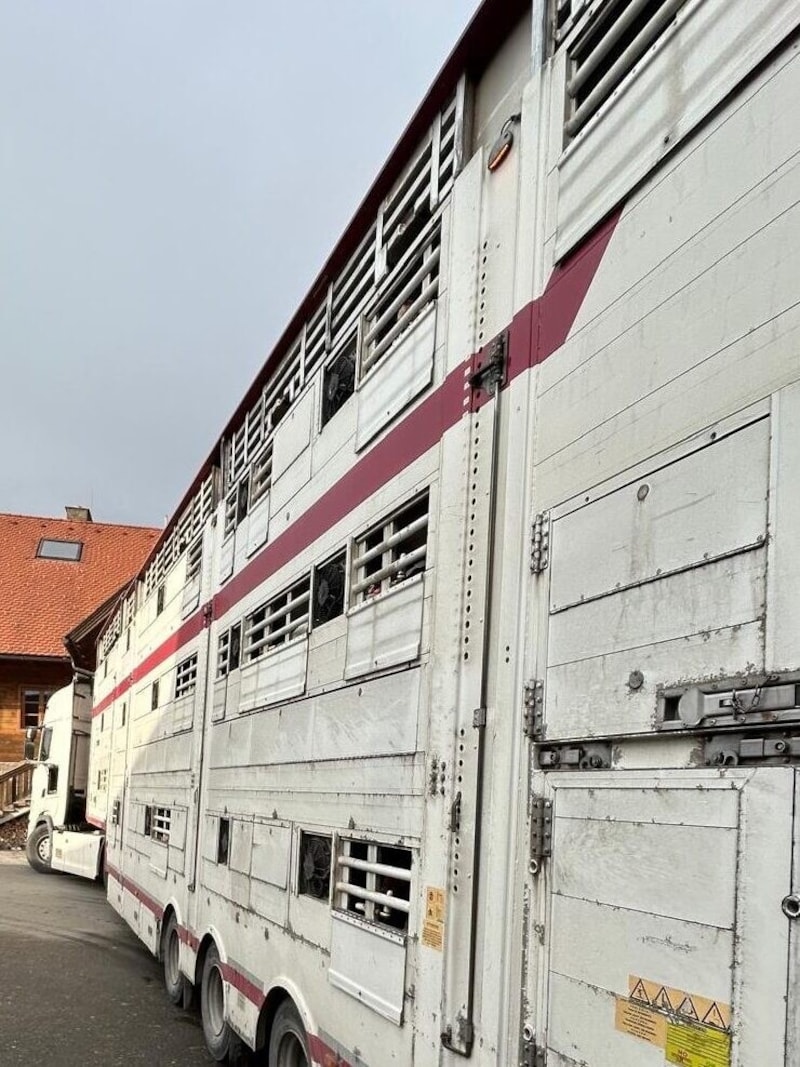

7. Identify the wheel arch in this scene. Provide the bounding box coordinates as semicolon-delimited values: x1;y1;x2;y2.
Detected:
256;977;316;1056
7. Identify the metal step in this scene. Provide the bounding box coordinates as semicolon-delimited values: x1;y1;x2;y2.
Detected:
0;807;30;827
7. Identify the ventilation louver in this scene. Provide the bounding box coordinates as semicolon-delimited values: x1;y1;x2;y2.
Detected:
312;553;346;627
322;348;356;427
299;833;332;900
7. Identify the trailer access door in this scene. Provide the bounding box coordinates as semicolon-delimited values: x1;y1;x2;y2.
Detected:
525;766;795;1066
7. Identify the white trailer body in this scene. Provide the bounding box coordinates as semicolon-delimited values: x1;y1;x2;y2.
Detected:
82;2;800;1065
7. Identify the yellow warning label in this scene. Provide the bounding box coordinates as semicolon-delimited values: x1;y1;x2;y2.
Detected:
628;976;731;1031
614;996;667;1048
422;886;445;951
665;1022;732;1067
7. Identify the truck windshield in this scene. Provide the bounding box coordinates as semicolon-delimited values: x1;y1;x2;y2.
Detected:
39;727;53;762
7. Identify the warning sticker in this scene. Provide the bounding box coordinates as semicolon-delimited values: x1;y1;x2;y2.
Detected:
627;977;731;1031
665;1022;732;1067
615;997;667;1048
421;886;445;951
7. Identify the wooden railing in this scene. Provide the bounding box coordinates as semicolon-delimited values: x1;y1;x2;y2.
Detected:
0;762;33;814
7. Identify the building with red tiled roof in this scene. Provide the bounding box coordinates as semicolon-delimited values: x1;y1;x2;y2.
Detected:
0;508;160;762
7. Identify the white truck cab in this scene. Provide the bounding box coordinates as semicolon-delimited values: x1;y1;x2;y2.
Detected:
24;675;104;880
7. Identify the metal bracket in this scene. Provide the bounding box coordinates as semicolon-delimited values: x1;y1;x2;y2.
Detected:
530;796;553;872
703;732;800;767
537;741;612;771
521;1041;546;1067
441;1016;475;1057
523;680;545;740
530;513;550;574
473;706;487;729
659;672;800;731
468;331;507;394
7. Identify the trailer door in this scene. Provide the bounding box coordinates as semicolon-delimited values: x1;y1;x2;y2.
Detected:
529;766;794;1067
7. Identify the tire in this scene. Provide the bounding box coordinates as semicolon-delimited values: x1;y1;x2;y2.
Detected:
200;944;242;1063
162;913;184;1006
26;822;53;874
268;1000;310;1067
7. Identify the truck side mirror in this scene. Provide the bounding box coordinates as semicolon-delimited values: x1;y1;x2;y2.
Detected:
23;727;37;761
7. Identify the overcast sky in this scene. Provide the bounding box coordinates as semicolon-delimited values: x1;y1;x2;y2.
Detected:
0;1;479;528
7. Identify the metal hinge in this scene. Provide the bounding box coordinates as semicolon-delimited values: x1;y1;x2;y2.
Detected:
530;513;550;573
521;1038;546;1066
530;796;553;873
473;706;487;728
523;680;544;740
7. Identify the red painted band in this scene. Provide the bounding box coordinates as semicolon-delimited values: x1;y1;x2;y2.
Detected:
92;210;620;719
105;861;165;921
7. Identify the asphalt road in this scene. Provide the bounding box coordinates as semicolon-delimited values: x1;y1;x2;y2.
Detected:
0;852;214;1066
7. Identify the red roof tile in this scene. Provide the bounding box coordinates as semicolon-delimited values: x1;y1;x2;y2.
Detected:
0;512;161;659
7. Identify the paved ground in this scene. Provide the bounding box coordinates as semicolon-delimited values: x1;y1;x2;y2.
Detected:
0;852;214;1066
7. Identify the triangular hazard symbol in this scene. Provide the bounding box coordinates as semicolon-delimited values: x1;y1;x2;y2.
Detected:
630;979;651;1004
702;1002;727;1030
678;996;699;1021
653;987;675;1012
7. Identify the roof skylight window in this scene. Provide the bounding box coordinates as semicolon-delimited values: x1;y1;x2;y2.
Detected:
37;539;83;562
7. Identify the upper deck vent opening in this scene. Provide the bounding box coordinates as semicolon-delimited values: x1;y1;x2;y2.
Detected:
559;0;690;141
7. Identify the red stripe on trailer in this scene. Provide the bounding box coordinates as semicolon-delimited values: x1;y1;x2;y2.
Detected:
105;861;165;920
91;210;620;718
177;924;200;951
86;814;106;830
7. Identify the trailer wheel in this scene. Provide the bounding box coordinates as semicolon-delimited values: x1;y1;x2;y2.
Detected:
162;914;184;1006
200;943;242;1063
26;823;53;874
268;999;310;1067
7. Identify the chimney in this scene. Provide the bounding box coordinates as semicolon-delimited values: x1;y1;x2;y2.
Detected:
65;506;93;522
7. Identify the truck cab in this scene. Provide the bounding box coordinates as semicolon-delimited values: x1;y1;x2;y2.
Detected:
25;676;103;880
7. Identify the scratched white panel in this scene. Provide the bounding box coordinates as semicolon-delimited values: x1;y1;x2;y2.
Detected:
555;0;800;257
329;913;406;1024
246;493;270;556
549;418;769;611
356;306;436;450
242;637;308;710
230;818;253;876
272;387;314;481
251;821;291;889
211;677;227;723
345;577;424;679
181;575;201;618
541;769;793;1067
219;535;234;584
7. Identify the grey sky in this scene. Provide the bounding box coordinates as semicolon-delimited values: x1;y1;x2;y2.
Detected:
0;1;478;528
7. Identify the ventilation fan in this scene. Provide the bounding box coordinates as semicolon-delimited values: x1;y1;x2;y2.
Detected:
313;554;346;627
299;835;332;899
322;347;356;426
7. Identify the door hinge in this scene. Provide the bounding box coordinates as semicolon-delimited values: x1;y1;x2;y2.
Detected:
521;1038;546;1066
523;680;544;740
530;512;550;574
529;796;553;873
473;706;487;728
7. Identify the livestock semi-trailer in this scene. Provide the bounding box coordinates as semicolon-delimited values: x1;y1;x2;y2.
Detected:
26;1;800;1063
